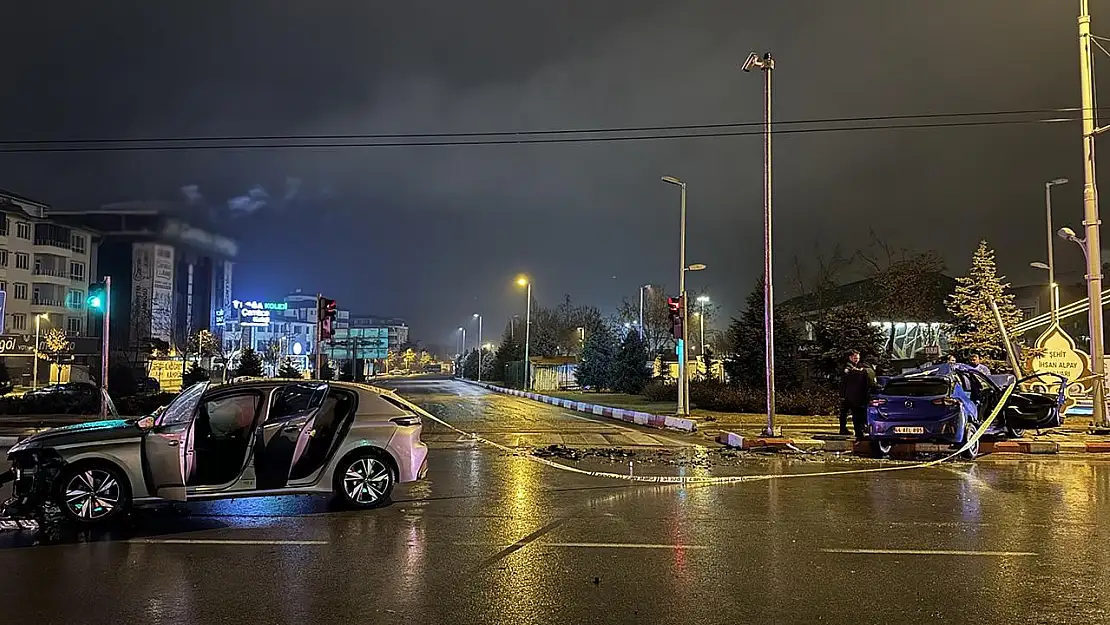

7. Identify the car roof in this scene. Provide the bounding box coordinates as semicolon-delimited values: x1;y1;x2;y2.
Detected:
220;377;404;399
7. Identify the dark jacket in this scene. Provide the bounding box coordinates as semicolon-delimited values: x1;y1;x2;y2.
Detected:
840;363;871;407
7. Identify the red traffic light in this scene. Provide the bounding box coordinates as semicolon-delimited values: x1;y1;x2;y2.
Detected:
667;297;682;312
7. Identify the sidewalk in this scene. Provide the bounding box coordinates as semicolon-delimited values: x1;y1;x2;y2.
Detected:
480;383;1110;456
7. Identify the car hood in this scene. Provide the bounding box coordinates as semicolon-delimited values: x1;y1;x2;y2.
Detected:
8;419;142;453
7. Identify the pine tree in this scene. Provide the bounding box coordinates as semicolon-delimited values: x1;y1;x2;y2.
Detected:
235;347;265;378
724;276;803;389
183;362;209;388
947;240;1023;370
812;303;886;385
277;358;302;379
612;329;651;394
576;320;617;391
493;330;524;382
462;349;480;379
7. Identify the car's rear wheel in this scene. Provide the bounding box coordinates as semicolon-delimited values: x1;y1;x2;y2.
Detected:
870;440;893;457
53;462;131;525
1005;426;1026;439
334;451;395;509
961;422;981;460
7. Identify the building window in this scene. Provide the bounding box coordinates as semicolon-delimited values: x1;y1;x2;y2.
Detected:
15;221;30;240
11;314;26;331
71;234;86;255
13;283;28;300
0;217;8;236
67;317;82;334
0;281;6;293
69;261;85;282
14;253;29;270
0;249;6;267
68;289;85;310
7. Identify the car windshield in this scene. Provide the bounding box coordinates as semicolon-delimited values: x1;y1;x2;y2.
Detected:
155;382;209;427
881;377;950;397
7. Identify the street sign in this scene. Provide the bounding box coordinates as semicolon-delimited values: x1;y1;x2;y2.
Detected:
924;344;940;357
0;334;33;356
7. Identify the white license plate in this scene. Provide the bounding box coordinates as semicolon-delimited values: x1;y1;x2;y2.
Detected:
893;426;925;434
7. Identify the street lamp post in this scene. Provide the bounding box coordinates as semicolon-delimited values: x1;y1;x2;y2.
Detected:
1030;262;1061;322
696;295;710;357
662;176;690;416
473;313;483;382
517;276;532;390
1059;225;1110;428
1044;178;1069;323
458;327;466;376
639;284;650;342
744;50;778;437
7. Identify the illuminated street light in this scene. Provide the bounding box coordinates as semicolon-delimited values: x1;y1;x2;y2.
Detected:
516;276;532;389
473;313;483;381
662;175;691;416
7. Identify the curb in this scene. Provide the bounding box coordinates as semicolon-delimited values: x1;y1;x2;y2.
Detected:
715;430;1110;456
460;379;698;433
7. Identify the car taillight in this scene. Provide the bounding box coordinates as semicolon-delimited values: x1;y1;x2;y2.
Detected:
869;398;886;407
390;415;422;427
932;398;958;406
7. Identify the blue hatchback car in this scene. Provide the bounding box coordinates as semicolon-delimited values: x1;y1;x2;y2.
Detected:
866;364;1065;459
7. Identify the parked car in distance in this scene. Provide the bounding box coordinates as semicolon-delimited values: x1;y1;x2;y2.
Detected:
866;364;1065;459
0;379;428;525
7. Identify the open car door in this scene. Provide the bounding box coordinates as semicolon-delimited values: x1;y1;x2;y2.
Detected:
255;382;328;490
1002;373;1067;430
141;382;208;501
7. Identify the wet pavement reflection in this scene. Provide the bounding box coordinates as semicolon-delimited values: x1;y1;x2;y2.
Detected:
1;378;1109;624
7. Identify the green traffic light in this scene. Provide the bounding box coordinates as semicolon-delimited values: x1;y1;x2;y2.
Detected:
87;295;103;309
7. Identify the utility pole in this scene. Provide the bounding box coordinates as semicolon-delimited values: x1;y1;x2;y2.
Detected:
1079;0;1109;428
473;313;483;382
100;276;111;419
33;314;42;390
744;50;777;436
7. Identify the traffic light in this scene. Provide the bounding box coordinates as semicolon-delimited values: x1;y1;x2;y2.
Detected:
87;282;107;311
667;296;684;340
318;297;338;340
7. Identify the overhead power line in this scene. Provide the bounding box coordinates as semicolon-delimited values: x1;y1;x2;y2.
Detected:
0;108;1085;154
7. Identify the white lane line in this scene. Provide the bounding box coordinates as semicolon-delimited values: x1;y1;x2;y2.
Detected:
126;539;328;546
822;548;1037;557
455;541;708;550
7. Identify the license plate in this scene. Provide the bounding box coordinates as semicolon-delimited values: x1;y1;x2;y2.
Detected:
893;426;925;434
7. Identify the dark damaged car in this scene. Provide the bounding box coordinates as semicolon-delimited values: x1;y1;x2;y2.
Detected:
0;379;428;525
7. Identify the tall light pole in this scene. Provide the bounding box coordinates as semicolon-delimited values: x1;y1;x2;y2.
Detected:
696;295;710;356
1044;178;1069;323
639;284;651;342
1030;262;1061;321
517;276;532;390
1078;0;1108;428
744;50;778;436
32;313;48;390
458;327;466;376
473;313;483;381
662;176;690;416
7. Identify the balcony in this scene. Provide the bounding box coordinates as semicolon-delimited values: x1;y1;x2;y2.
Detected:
32;266;71;286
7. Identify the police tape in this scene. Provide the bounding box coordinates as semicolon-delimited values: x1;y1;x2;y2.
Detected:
412;381;1016;485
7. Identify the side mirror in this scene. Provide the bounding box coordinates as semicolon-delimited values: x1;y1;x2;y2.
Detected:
137;416;156;430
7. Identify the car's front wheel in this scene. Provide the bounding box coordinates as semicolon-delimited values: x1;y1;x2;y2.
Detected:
961;422;981;460
334;451;395;509
53;462;131;525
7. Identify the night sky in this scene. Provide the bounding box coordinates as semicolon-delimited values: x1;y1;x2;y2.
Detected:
1;1;1106;347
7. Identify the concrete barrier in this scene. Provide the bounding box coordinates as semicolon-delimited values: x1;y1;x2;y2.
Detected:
462;379;698;433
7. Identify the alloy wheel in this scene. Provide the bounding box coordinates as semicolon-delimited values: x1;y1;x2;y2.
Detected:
63;469;122;520
342;457;392;505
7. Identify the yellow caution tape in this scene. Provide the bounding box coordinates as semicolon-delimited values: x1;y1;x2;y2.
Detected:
412;381;1016;485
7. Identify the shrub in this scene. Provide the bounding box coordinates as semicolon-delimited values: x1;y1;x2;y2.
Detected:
641;378;837;416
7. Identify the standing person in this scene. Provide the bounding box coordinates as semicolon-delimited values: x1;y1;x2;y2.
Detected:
969;353;991;375
839;350;870;439
946;354;957;366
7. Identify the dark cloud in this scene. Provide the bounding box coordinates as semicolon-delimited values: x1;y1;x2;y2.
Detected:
0;1;1103;342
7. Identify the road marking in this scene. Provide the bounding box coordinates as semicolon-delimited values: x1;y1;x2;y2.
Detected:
126;539;328;546
821;548;1037;557
456;541;709;550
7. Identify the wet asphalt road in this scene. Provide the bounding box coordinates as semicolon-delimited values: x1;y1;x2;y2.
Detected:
2;376;1110;624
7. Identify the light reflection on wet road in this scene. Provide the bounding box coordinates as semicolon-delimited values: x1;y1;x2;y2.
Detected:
1;377;1109;624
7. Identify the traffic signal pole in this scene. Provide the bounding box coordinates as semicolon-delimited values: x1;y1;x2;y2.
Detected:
315;293;323;379
100;276;111;419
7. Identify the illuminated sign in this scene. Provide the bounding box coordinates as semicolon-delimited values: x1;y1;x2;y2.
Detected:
232;299;287;327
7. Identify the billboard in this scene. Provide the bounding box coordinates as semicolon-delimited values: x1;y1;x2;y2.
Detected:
151;244;175;343
332;327;389;360
131;243;155;347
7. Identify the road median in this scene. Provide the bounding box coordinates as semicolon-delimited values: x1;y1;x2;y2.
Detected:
460;379;698;433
